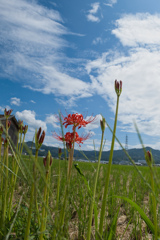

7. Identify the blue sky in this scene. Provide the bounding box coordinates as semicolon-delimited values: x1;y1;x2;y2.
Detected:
1;0;160;152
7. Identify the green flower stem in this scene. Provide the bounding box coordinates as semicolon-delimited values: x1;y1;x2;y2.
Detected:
8;132;27;218
24;148;40;239
1;147;6;191
59;150;72;229
39;152;50;240
34;149;40;225
20;133;26;155
18;131;22;152
0;134;3;188
99;95;120;236
87;126;105;240
44;165;51;230
1;121;9;231
57;128;76;232
52;154;61;239
8;156;15;219
24;182;35;240
0;134;2;166
150;167;157;240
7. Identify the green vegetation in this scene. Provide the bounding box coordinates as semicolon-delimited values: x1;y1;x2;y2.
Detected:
1;156;160;239
1;81;160;239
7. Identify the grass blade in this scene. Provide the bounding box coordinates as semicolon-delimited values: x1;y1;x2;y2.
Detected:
113;195;155;234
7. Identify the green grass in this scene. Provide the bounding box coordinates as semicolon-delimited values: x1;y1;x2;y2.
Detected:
2;155;160;239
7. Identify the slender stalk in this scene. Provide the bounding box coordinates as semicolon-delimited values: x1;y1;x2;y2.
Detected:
150;168;157;240
59;150;72;228
34;149;40;225
24;182;35;240
99;95;120;236
87;123;105;240
52;153;61;239
8;132;26;218
39;152;50;240
1;120;9;232
20;132;26;155
58;127;76;232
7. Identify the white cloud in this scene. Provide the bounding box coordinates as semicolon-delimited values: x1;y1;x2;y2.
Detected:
92;37;103;45
30;100;36;104
10;97;21;106
104;0;117;7
0;0;92;104
86;41;160;137
86;2;101;22
16;110;47;131
45;114;60;129
112;13;160;47
85;13;160;140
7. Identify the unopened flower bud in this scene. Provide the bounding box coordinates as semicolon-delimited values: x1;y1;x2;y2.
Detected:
8;120;11;129
37;127;42;141
43;153;52;167
39;130;45;145
23;125;28;134
58;148;62;158
4;108;13;118
18;120;23;132
100;116;106;132
115;80;122;96
145;150;153;166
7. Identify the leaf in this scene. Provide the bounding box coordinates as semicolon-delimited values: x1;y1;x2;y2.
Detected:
113;195;155;234
106;206;120;240
74;164;98;231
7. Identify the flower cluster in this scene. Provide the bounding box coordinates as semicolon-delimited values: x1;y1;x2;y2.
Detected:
54;131;90;150
62;113;95;130
53;113;94;149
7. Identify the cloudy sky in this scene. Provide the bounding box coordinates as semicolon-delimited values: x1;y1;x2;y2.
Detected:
1;0;160;153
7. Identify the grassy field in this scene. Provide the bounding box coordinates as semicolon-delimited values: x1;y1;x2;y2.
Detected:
2;155;159;240
0;91;159;239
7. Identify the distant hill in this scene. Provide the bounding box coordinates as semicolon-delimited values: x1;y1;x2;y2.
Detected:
23;141;160;164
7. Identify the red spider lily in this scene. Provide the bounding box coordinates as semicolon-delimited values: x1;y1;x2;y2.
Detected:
53;131;90;149
4;108;13;118
62;113;95;130
115;80;122;96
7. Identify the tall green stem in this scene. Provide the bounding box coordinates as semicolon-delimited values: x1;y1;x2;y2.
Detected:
1;120;9;233
34;149;40;225
99;96;119;236
52;154;61;239
150;168;157;240
24;182;35;240
39;152;51;240
87;126;104;240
